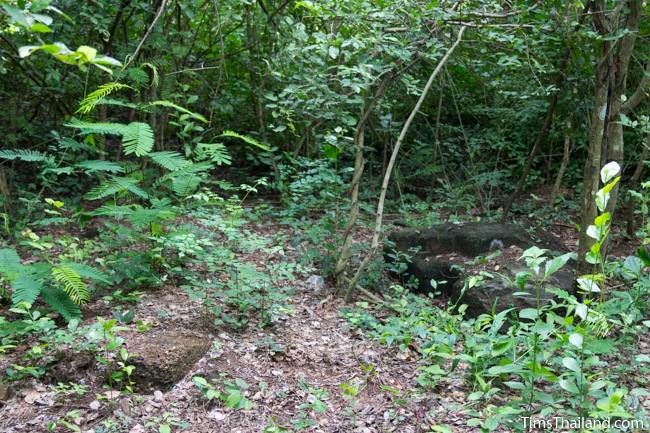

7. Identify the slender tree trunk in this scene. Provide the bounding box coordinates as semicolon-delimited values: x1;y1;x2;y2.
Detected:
335;76;392;291
345;26;467;299
549;121;573;209
625;138;649;234
0;167;11;215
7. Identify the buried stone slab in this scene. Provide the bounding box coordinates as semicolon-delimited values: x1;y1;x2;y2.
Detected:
124;329;210;392
448;262;575;317
386;222;564;292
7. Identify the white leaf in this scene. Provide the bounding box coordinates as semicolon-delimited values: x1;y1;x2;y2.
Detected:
577;278;600;293
569;333;583;348
575;303;588;320
586;225;601;240
600;161;620;183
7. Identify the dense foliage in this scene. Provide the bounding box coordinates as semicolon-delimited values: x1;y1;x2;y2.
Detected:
0;1;649;432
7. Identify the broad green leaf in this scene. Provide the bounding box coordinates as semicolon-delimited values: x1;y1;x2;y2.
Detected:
562;357;580;372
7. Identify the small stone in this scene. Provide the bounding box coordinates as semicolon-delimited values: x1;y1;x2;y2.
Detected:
209;410;226;421
103;390;120;400
89;400;101;411
129;425;145;433
306;275;325;293
153;390;164;402
24;390;40;404
0;383;13;401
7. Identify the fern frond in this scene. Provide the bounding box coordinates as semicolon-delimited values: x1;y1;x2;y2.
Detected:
0;149;49;162
11;271;43;306
127;67;149;86
41;286;81;322
127;206;177;228
122;122;154;156
65;119;129;136
0;248;21;274
85;176;147;201
64;262;112;285
195;143;232;165
75;160;124;174
94;98;140;109
52;265;89;305
76;82;131;114
148;100;208;123
172;175;201;197
87;204;135;218
219;131;271;151
148;151;188;171
156;161;213;183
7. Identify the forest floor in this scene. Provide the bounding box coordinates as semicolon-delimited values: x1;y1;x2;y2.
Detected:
0;216;475;433
0;195;648;433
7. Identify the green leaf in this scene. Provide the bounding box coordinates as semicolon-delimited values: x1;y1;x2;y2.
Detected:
52;265;89;305
75;160;124;174
11;271;44;305
65;119;129;136
519;308;538;320
149;100;208;123
577;277;600;293
64;262;111;285
40;285;81;322
219;130;271;151
559;378;579;394
159;425;171;433
544;253;575;277
0;248;21;272
431;425;453;433
122;122;154;156
149;151;188;171
503;381;525;390
562;357;580;372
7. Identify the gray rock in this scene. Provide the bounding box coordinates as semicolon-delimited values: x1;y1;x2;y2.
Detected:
449;262;574;317
306;275;326;293
385;222;574;316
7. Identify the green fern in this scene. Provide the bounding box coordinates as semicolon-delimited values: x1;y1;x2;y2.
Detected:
93;98;139;109
85;176;148;200
52;265;89;305
76;82;131;114
0;248;21;274
41;286;81;321
148;100;208;123
219;130;271;151
127;206;177;228
0;149;50;162
88;204;135;218
75;160;124;174
65;119;129;136
156;161;213;184
122;122;154;156
172;175;201;197
195;143;232;165
149;151;188;171
10;271;43;305
64;262;112;285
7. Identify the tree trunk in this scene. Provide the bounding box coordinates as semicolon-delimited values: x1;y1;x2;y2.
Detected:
345;26;467;299
549;121;573;209
577;0;643;273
